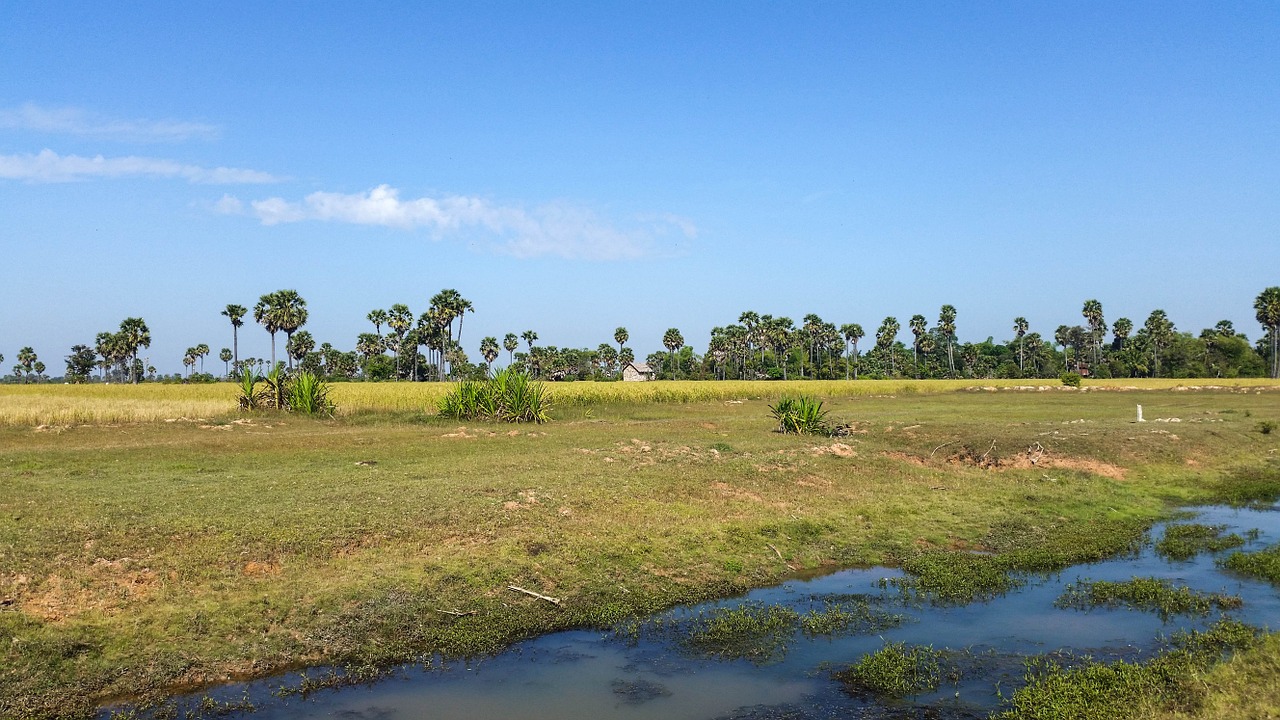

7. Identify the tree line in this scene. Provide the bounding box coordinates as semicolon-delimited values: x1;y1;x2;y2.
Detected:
4;287;1279;383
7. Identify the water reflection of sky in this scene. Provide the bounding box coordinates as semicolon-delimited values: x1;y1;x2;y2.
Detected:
137;505;1280;720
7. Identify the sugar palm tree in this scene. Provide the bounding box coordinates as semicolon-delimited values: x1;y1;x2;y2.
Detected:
194;343;210;374
909;314;927;378
876;317;899;376
254;294;283;368
480;336;500;373
1054;325;1071;371
1144;309;1175;377
272;290;308;369
614;326;628;356
1255;286;1280;379
1013;317;1029;373
521;330;538;352
386;303;413;379
117;317;150;383
937;305;957;377
503;333;519;365
1112;317;1133;351
1082;299;1106;367
287;331;314;368
662;327;685;379
219;348;232;377
221;304;247;369
367;308;388;336
840;323;864;380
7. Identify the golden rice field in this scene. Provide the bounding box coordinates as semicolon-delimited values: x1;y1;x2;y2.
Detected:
0;377;1276;427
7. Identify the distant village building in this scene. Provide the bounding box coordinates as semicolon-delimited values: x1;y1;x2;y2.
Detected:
622;361;655;382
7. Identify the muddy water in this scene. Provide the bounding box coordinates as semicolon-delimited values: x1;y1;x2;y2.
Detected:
141;506;1280;719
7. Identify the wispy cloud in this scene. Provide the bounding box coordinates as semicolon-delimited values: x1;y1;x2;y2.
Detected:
223;184;696;260
0;103;219;142
0;149;281;184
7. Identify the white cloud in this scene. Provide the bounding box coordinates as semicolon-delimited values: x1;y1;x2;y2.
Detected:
0;149;281;184
229;184;696;260
0;103;219;142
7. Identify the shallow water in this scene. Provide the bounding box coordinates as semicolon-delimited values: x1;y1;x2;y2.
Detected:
131;505;1280;719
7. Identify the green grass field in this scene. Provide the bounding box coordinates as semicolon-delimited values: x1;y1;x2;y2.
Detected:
1;380;1278;718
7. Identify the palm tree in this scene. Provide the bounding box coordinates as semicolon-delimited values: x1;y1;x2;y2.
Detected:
1143;310;1175;377
909;314;927;378
1082;299;1106;367
937;305;957;377
287;331;314;368
254;294;283;368
219;348;232;377
194;343;210;374
614;326;629;357
1054;325;1071;371
367;308;388;336
840;323;864;380
521;330;538;352
1013;317;1029;373
1112;317;1133;350
356;333;384;360
16;347;37;383
479;336;500;373
1256;286;1280;379
662;327;685;379
221;304;247;369
117;317;150;383
876;317;899;376
503;333;519;365
386;303;413;379
272;290;308;369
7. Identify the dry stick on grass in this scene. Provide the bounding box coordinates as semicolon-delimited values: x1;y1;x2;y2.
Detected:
435;609;477;617
508;585;561;606
978;439;997;462
930;440;957;458
766;543;797;570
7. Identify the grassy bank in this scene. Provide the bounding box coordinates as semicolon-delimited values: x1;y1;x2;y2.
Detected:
1;386;1278;718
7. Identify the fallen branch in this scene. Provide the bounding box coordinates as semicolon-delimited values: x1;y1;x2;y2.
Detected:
435;609;477;617
929;440;957;458
766;543;784;560
508;585;561;606
978;439;997;462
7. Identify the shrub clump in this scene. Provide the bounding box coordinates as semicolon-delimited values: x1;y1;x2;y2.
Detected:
768;395;834;436
237;367;335;415
437;368;551;423
1060;372;1082;387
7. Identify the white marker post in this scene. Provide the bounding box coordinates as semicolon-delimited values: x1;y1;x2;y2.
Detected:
1136;404;1145;422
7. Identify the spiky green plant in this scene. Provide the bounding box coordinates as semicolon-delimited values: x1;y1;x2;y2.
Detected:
768;395;831;435
437;369;551;423
236;366;269;410
287;371;336;416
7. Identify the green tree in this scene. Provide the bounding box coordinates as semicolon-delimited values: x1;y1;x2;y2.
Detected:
367;308;388;336
841;323;864;380
117;317;151;383
1256;286;1280;379
480;336;500;373
194;343;210;374
219;348;233;377
1112;317;1133;350
503;333;519;364
1143;309;1175;377
254;294;283;368
663;327;685;379
1013;317;1029;373
1082;299;1106;367
65;345;96;383
221;304;247;369
937;305;957;377
614;326;628;357
876;317;900;376
909;314;927;378
16;347;37;382
273;290;308;369
386;303;413;379
287;331;314;368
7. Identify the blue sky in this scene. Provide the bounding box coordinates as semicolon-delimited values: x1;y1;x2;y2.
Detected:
3;2;1278;373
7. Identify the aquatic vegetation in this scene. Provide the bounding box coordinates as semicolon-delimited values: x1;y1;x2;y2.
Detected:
682;603;800;663
836;642;947;698
797;597;904;637
993;620;1261;720
881;551;1021;604
1155;523;1246;561
1055;577;1242;619
1221;543;1280;585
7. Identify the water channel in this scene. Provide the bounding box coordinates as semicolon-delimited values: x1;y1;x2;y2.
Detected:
129;505;1280;719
